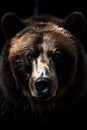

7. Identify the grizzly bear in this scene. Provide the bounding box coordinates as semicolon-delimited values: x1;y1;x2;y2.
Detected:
0;11;87;128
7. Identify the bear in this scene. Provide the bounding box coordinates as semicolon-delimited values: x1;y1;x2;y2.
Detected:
0;11;87;129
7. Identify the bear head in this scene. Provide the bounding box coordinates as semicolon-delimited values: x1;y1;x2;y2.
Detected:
0;12;86;112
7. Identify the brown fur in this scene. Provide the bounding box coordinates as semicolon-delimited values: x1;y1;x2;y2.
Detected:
0;12;87;128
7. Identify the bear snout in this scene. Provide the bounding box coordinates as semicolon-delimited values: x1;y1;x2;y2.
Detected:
35;77;52;97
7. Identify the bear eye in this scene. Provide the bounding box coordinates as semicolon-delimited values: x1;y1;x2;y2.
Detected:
52;51;61;61
26;52;35;62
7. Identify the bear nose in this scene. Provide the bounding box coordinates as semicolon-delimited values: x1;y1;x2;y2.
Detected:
35;77;52;95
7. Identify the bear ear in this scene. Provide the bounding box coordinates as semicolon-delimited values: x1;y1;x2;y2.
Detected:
1;12;26;38
62;12;86;38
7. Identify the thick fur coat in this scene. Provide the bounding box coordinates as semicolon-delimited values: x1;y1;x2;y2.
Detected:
0;12;87;129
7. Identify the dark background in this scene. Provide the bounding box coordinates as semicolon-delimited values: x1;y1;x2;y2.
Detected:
0;0;87;52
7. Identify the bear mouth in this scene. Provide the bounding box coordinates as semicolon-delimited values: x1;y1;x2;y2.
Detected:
31;91;53;100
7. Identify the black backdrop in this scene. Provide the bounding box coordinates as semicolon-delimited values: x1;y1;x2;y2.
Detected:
0;0;87;51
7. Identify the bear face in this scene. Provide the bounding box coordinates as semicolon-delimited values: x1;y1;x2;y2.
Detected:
0;12;87;119
9;24;77;100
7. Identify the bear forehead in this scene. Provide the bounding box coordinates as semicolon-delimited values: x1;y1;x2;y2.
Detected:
9;23;76;58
